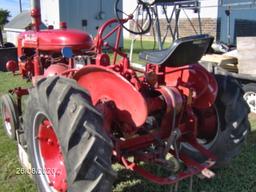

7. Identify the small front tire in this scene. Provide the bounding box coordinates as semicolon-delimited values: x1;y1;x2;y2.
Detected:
0;94;19;140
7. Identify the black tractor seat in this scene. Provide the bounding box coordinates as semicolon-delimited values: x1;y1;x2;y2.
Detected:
139;34;214;67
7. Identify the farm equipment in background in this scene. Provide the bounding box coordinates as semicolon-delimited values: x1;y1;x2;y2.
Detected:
0;0;250;191
0;28;17;72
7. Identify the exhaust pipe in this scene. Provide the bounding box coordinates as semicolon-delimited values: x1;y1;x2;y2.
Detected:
30;0;41;31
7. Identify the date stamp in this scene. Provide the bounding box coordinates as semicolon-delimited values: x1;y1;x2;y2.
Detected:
16;167;62;176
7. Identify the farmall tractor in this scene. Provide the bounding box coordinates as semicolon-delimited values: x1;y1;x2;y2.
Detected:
0;0;250;191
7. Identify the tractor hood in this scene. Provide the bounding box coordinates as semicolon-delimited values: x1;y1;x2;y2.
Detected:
18;29;93;51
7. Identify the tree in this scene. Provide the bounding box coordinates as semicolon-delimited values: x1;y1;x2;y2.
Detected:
0;9;11;29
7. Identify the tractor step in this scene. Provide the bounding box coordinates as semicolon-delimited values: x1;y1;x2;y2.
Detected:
17;144;32;176
16;130;32;177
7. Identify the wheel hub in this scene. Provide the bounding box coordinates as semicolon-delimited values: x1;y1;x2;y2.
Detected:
3;106;13;136
243;91;256;113
37;119;67;191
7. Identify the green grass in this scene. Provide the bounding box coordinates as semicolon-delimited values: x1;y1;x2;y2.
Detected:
0;43;256;192
0;73;35;192
112;39;171;64
123;39;160;63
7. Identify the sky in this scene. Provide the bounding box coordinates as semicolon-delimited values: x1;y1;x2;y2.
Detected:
0;0;218;22
0;0;30;19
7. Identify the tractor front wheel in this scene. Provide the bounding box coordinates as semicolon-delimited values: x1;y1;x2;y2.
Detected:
0;94;19;140
24;76;115;192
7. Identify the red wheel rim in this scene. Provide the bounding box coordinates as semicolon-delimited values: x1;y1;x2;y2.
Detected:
2;103;13;136
37;119;67;191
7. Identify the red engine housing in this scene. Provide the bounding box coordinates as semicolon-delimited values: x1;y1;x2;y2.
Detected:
17;29;93;52
14;27;93;79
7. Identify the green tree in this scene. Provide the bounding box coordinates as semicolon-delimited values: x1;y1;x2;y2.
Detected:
0;9;11;29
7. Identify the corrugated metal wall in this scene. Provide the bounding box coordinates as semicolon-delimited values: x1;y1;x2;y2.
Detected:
59;0;122;46
217;0;256;45
41;0;122;46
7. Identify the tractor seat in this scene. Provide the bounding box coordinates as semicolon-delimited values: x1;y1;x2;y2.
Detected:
139;34;214;67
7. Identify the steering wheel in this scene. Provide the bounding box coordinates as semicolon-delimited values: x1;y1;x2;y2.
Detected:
115;0;152;35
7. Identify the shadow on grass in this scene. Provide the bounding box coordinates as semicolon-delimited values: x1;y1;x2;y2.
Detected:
248;129;256;144
113;167;172;192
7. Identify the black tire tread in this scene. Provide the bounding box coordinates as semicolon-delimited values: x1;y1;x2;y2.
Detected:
193;64;250;167
24;76;115;192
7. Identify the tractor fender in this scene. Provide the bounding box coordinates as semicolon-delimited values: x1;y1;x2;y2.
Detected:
73;65;148;127
165;64;218;109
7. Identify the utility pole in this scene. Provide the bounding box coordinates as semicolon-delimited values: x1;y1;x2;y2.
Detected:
0;27;3;47
19;0;22;13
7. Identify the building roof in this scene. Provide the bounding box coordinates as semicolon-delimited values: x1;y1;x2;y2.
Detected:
4;11;31;31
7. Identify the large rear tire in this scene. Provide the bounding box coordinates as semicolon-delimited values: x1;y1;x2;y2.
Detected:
24;76;115;192
183;66;250;167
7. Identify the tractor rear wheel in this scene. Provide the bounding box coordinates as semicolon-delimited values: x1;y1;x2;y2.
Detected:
183;68;250;167
24;76;115;192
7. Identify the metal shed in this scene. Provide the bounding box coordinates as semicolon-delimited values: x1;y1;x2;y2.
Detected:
4;11;31;46
217;0;256;45
40;0;122;46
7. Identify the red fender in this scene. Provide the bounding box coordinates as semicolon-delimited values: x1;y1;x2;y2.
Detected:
165;64;218;109
73;65;148;127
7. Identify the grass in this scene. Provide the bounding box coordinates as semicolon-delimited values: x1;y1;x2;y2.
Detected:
121;39;171;64
0;41;256;192
0;73;35;192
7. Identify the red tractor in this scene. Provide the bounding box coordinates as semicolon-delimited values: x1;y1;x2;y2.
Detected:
0;0;250;191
